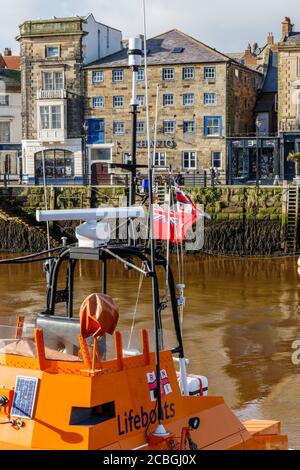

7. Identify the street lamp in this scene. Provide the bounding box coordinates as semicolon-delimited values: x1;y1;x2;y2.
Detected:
128;37;142;205
255;118;262;187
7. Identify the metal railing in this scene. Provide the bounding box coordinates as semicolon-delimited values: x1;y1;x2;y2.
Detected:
37;89;67;99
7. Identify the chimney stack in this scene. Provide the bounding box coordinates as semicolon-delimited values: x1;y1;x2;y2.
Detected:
282;17;293;37
3;48;12;56
267;32;274;45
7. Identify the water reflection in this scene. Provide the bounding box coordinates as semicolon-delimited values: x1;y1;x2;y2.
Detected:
1;254;300;447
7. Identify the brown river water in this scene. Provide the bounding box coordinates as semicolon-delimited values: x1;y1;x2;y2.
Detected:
1;253;300;448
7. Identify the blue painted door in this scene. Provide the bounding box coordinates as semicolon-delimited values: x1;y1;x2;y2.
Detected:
87;119;105;144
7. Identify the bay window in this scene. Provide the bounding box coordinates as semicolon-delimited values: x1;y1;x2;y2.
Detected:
40;105;62;130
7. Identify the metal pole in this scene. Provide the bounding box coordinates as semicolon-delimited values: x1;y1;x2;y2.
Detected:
42;149;51;250
128;38;142;206
143;0;165;433
256;131;259;188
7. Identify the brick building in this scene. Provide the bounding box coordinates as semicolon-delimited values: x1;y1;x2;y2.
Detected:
84;29;262;184
17;14;122;184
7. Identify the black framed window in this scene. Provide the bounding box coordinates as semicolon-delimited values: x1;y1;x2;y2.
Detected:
35;149;74;179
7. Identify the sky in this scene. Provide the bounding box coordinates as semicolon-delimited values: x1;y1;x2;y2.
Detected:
0;0;300;55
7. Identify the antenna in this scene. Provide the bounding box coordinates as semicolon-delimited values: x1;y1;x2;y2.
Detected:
36;207;145;248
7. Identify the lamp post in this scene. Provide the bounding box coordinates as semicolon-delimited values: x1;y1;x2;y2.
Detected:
128;37;142;205
256;118;262;187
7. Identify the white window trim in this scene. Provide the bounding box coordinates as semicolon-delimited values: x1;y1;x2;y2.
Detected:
183;93;195;106
0;120;11;143
211;151;222;170
163;94;175;106
113;121;125;135
92;70;104;84
41;70;64;91
93;96;105;108
182;67;195;80
38;103;64;131
112;70;124;82
204;66;216;80
182;151;197;170
113;96;124;108
154;152;166;167
163;120;176;134
162;67;175;81
204;93;217;106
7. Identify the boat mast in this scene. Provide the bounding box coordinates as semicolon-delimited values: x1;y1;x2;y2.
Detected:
142;0;167;435
128;38;142;205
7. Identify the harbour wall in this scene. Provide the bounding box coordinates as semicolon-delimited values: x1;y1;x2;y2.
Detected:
0;186;291;255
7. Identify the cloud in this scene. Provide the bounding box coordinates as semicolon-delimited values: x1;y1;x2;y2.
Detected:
0;0;299;54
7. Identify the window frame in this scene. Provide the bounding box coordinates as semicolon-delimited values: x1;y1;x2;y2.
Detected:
92;96;105;108
183;120;196;134
183;93;195;106
163;120;176;134
204;116;222;137
162;67;175;81
112;69;124;82
137;95;145;107
211;151;222;169
45;45;60;59
0;121;11;143
39;105;63;130
137;68;145;81
154;152;166;167
204;66;216;80
42;71;64;91
113;95;124;108
35;149;74;179
113;121;125;135
137;121;145;134
0;95;9;106
92;70;104;84
182;67;195;80
182;151;197;170
163;94;175;106
204;92;217;105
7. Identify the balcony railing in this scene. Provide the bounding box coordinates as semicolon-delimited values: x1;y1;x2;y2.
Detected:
37;89;67;100
279;121;300;132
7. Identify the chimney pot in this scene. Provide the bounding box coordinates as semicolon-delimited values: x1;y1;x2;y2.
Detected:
3;48;12;56
282;17;293;37
267;32;274;45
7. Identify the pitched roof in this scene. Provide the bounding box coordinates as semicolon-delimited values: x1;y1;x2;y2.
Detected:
1;55;21;70
284;32;300;44
261;51;278;93
86;29;235;68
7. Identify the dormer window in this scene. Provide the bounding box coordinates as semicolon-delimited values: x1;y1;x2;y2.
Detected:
45;46;60;58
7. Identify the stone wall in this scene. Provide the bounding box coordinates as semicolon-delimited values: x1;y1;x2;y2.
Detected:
0;186;288;255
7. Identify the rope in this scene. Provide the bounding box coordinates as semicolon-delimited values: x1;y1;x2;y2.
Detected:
127;266;144;350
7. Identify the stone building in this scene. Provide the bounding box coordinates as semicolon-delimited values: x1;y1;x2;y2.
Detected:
84;29;262;184
278;17;300;180
0;69;22;181
17;14;122;184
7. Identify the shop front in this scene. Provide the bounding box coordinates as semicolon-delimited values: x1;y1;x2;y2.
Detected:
227;137;281;185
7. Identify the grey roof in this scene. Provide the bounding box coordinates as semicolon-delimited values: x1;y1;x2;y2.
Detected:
285;32;300;44
86;29;235;68
261;51;278;93
226;52;245;61
0;69;21;91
